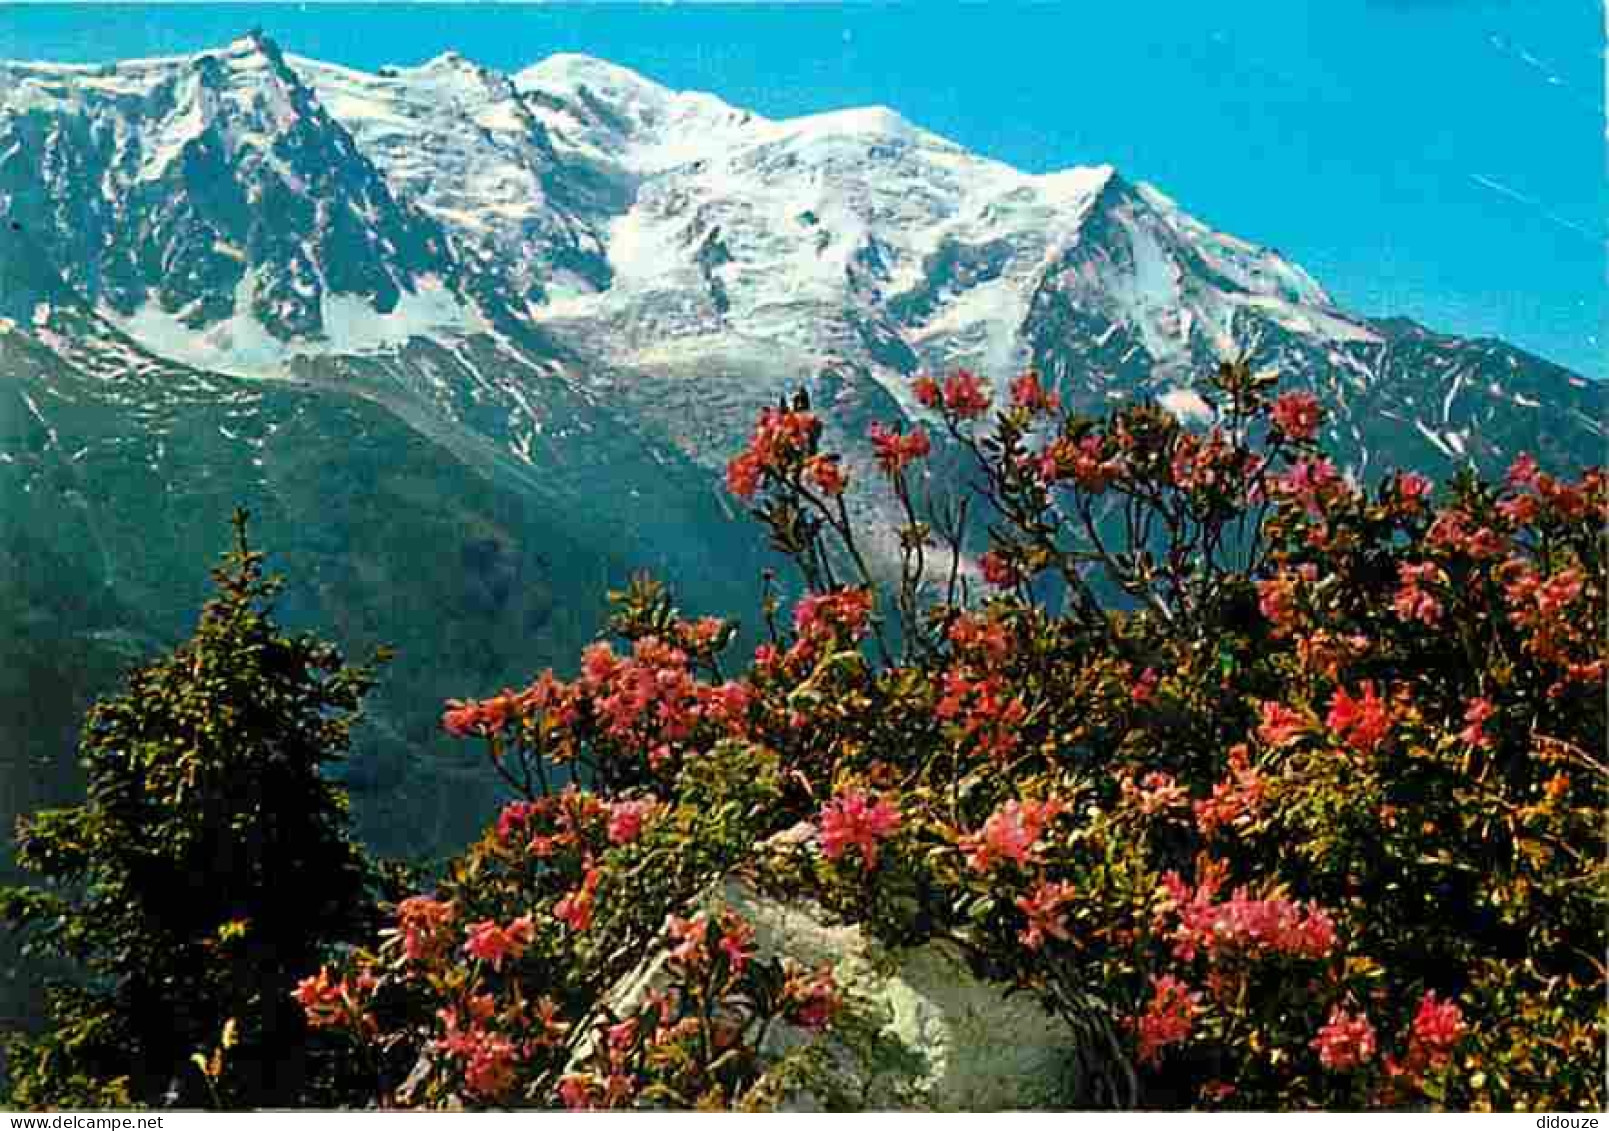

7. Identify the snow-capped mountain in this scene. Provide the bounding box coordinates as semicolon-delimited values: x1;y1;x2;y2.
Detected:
5;34;1600;485
0;34;1601;876
0;34;477;367
2;34;1600;477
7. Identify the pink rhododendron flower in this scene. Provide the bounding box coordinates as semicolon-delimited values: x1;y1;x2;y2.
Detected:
1010;370;1060;415
1327;682;1392;753
948;613;1014;663
1408;991;1466;1067
554;869;600;933
1015;880;1077;950
1393;562;1445;626
294;966;377;1032
962;798;1063;873
583;645;623;691
912;374;943;409
1134;975;1200;1066
1270;456;1347;517
1255;701;1308;747
803;453;847;496
1193;744;1267;837
1396;471;1433;511
1037;433;1122;493
717;917;756;975
496;800;538;845
1536;568;1584;618
793;588;874;641
606;1017;638;1055
1426;507;1471;552
980;550;1020;588
819;789;902;870
868;422;932;476
1458;697;1495;749
934;669;1028;760
1270;390;1323;440
941;368;992;419
458;1029;517;1099
1161;868;1336;962
1312;1006;1377;1071
558;1074;599;1110
749;407;819;465
676;615;726;652
1131;667;1161;705
666;913;708;968
1464;525;1505;559
1497;492;1540;525
1505;452;1540;489
1170;430;1230;492
292;966;343;1027
725;406;821;499
463;914;535;971
441;700;480;737
606;798;659;845
698;680;752;732
1123;770;1187;816
781;961;841;1031
725;450;764;499
395;895;457;963
441;691;518;738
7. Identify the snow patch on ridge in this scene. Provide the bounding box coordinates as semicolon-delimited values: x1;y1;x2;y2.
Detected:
112;274;481;379
1159;387;1215;424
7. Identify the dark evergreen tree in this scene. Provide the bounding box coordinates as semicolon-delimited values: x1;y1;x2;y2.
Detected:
1;510;393;1108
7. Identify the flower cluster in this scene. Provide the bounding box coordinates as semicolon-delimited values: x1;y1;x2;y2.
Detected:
1269;456;1352;519
868;422;932;477
292;967;377;1035
463;915;535;971
1392;562;1445;626
1160;867;1337;963
726;407;822;499
394;895;457;964
1010;371;1061;416
819;789;902;870
1326;682;1393;754
1132;975;1201;1066
1036;433;1121;493
947;612;1015;664
1015;880;1077;950
914;369;991;419
1313;1007;1377;1072
291;360;1603;1114
793;588;874;644
935;669;1029;760
1269;391;1323;441
1192;745;1267;838
960;798;1064;873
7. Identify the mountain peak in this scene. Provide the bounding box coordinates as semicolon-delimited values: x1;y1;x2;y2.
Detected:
513;53;756;174
775;104;931;147
417;49;477;73
218;29;286;66
516;53;675;106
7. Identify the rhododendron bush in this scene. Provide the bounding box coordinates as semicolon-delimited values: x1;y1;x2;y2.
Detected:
304;361;1605;1111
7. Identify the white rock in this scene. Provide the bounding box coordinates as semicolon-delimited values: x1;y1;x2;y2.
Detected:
594;867;1099;1111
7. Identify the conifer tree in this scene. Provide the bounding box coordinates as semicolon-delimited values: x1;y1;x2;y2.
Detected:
1;510;392;1109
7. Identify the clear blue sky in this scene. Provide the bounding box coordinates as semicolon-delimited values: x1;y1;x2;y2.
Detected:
3;2;1604;378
